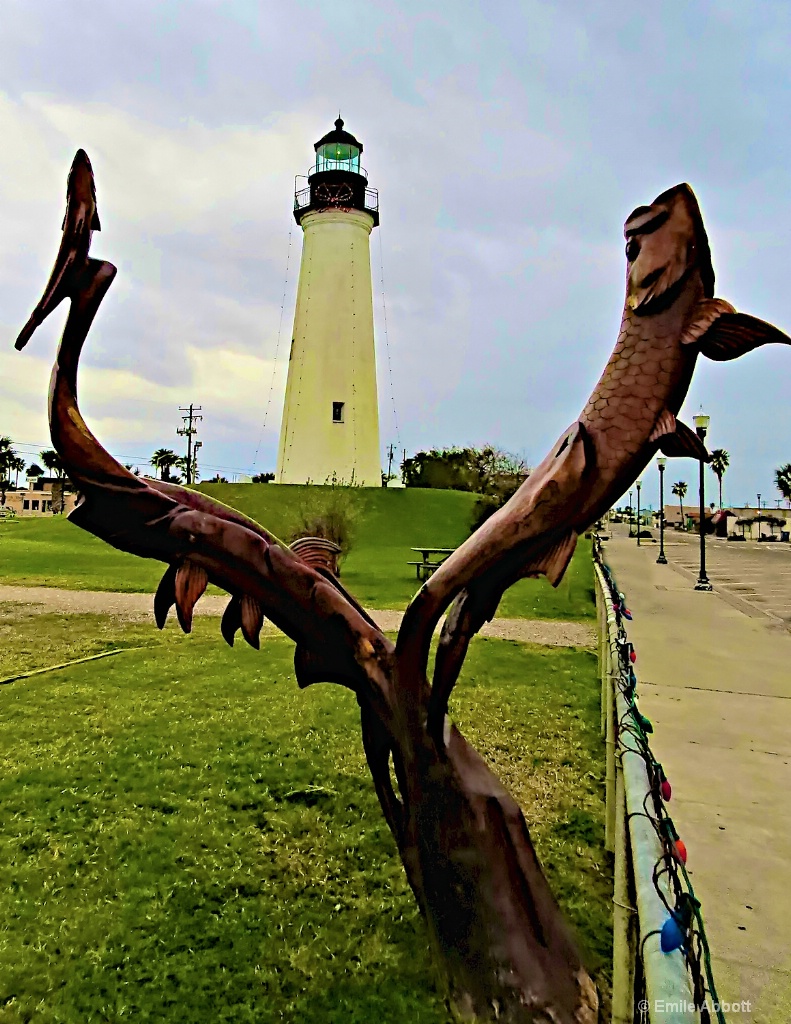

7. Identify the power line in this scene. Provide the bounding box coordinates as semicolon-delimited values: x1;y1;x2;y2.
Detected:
252;218;294;469
5;436;267;479
377;227;401;449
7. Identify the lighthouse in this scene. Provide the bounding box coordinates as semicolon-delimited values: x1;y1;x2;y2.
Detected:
275;119;382;486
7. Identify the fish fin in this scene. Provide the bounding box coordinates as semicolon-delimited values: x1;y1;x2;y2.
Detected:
239;595;265;650
680;298;736;345
657;419;710;462
649;409;676;443
220;595;242;647
174;560;209;634
153;563;178;629
521;530;578;588
697;312;791;361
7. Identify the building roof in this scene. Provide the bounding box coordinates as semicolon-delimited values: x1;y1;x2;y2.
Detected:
314;117;364;153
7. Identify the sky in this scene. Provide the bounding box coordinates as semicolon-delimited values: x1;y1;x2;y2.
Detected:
1;0;789;508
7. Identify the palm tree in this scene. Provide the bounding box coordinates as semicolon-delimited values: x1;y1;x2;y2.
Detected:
672;481;688;529
12;455;26;487
150;448;179;481
0;436;14;504
709;449;729;509
775;463;791;508
40;449;65;478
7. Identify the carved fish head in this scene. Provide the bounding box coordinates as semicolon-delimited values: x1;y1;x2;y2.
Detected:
62;148;101;232
624;183;713;314
67;149;94;193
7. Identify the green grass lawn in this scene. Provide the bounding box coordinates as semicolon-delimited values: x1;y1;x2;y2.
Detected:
0;486;594;620
0;609;611;1023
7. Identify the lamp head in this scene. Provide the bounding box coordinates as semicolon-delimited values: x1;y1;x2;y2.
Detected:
657;456;667;469
693;412;710;432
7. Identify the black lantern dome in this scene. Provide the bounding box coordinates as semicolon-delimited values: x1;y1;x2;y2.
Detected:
294;117;379;227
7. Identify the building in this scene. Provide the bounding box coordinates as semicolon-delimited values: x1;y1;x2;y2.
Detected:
275;118;382;486
718;506;791;540
2;477;78;517
661;504;791;540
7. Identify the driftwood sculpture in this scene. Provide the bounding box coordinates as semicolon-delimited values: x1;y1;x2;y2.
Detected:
15;152;790;1023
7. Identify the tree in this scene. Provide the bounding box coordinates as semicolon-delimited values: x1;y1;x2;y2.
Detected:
672;480;688;527
709;449;729;509
402;445;529;498
40;448;65;478
775;463;791;508
11;455;26;487
0;436;15;504
150;448;180;481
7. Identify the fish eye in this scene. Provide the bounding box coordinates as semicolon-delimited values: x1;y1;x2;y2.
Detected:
625;239;640;262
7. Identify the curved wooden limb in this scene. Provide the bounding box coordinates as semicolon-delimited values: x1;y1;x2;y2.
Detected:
359;703;406;848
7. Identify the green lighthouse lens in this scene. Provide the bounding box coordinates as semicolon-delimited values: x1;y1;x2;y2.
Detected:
317;142;360;172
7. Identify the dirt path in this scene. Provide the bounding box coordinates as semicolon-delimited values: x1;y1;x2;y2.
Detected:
0;584;595;648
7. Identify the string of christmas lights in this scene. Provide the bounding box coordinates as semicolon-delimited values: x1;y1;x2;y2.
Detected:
594;538;726;1024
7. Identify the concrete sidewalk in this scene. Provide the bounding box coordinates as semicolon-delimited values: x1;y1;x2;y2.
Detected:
603;531;791;1022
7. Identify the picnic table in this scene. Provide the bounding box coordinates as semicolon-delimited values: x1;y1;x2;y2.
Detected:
408;547;456;581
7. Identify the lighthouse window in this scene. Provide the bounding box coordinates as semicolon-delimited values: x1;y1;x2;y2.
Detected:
332;402;345;423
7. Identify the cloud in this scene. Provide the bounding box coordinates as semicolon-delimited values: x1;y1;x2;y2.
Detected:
2;1;790;503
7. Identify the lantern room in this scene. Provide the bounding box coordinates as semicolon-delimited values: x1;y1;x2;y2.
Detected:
314;118;363;175
294;117;379;226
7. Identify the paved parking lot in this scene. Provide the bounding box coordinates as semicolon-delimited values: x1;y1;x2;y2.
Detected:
643;528;791;627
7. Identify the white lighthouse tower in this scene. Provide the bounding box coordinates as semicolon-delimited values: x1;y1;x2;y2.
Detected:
275;118;381;486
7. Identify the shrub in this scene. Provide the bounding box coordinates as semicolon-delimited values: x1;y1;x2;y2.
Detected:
285;484;361;562
469;494;502;533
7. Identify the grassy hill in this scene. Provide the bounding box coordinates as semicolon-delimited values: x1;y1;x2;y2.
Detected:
0;485;594;620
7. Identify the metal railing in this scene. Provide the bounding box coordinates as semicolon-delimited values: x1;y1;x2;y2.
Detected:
293;186;379;215
594;539;725;1023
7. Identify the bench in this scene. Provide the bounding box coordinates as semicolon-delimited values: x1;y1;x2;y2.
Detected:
407;560;446;581
289;536;342;576
409;547;456;581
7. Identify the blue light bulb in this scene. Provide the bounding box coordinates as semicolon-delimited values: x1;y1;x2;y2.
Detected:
661;914;685;953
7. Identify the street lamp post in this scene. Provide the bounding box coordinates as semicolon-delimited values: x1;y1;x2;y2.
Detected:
657;457;667;563
757;493;762;541
629;490;634;537
636;479;642;546
694;413;712;591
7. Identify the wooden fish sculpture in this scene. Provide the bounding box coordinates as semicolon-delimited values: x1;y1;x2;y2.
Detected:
397;183;791;732
12;158;790;1024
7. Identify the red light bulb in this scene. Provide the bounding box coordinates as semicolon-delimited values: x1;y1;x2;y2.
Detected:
673;839;687;864
630;649;637;663
661;779;672;801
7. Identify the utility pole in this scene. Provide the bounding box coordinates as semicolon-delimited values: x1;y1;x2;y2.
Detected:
386;442;395;484
193;441;203;484
177;404;202;485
